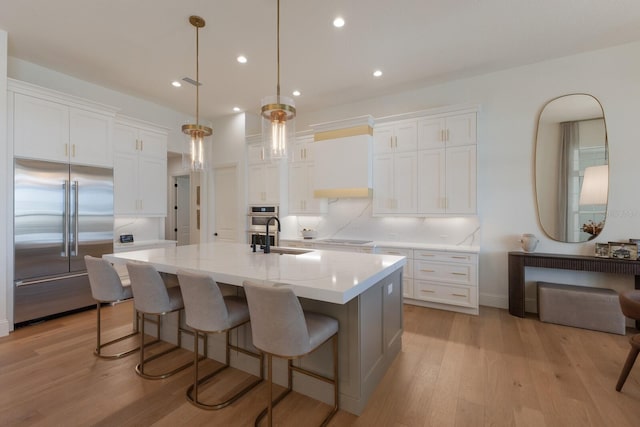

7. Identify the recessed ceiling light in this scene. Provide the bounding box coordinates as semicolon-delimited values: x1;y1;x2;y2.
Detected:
233;107;241;112
292;90;301;97
333;17;345;28
237;55;247;64
373;70;383;77
171;80;182;87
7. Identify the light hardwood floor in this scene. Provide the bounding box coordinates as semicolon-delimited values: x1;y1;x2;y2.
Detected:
1;302;640;426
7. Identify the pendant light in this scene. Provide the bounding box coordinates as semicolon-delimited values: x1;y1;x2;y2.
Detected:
261;0;295;160
182;15;212;171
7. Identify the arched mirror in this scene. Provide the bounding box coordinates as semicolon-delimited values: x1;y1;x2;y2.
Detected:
535;94;608;243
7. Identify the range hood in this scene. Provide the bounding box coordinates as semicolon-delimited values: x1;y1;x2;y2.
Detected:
311;115;374;198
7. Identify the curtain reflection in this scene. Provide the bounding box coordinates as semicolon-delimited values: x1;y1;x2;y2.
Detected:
558;122;579;241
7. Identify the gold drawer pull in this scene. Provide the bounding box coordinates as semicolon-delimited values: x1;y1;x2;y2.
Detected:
420;254;435;257
420;289;435;293
451;293;467;297
451;272;468;276
451;256;468;259
386;251;402;255
420;269;436;273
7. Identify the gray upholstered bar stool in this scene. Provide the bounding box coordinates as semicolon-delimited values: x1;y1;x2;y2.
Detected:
243;281;339;427
127;261;195;380
85;255;147;359
177;270;263;410
616;290;640;391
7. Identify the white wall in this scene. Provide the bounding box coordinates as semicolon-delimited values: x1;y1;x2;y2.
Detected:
0;30;9;336
291;40;640;310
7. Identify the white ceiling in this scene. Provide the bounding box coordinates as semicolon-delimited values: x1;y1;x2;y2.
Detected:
2;0;640;122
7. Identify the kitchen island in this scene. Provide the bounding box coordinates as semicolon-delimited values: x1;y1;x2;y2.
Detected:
104;242;405;415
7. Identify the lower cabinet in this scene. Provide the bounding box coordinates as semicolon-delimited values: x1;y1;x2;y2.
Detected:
280;240;479;315
411;250;478;314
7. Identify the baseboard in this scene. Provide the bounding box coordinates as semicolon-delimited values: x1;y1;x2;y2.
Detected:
0;318;10;337
479;292;508;309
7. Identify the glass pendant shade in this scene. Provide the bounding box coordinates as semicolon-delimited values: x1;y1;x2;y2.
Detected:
261;95;295;160
182;123;212;171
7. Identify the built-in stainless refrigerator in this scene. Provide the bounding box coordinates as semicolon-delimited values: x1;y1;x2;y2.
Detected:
14;159;114;324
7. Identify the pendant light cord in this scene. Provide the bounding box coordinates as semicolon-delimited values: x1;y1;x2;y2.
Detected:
195;24;200;127
276;0;281;101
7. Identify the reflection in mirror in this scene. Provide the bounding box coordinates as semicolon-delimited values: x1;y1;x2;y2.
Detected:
535;94;608;243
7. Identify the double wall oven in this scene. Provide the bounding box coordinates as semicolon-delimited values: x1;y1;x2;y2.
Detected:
247;205;279;247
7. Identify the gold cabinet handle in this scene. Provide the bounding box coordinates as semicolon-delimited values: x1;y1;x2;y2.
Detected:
420;254;435;257
72;144;76;157
420;269;436;273
140;140;143;151
420;289;435;293
451;272;468;276
65;143;68;156
386;251;402;255
451;293;466;297
451;256;468;259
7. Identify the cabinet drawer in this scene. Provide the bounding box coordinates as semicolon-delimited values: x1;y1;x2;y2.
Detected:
414;260;475;285
414;281;477;308
376;247;413;278
414;250;477;264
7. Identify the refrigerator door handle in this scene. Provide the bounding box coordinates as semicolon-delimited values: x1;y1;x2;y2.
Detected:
73;180;79;256
63;180;70;257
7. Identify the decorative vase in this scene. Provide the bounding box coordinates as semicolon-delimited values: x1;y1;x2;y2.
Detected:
520;233;539;252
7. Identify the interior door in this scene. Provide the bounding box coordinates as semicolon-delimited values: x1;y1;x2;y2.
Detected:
213;165;238;242
175;175;191;245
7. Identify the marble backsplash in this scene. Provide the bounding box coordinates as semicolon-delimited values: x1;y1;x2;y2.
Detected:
279;198;480;247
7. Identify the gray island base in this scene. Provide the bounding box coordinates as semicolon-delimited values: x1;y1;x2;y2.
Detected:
105;242;405;415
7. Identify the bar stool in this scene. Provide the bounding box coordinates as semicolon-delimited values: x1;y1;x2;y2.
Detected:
85;255;143;359
127;261;195;380
242;281;339;427
616;290;640;391
177;270;263;409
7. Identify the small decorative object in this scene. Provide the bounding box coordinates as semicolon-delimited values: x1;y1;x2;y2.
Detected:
520;233;539;253
301;229;317;239
608;242;638;260
595;243;609;258
582;220;604;236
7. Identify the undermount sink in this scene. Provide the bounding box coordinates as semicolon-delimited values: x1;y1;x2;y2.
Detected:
268;247;312;255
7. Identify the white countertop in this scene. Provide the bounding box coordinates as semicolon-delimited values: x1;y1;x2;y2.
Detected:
280;237;479;253
104;242;406;304
113;239;177;252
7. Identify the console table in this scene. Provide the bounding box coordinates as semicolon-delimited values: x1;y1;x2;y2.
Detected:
508;252;640;325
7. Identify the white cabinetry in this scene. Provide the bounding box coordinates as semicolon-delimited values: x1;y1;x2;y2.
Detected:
375;247;414;298
247;141;281;205
418;112;476;149
417;111;477;214
113;118;168;216
417;145;476;214
11;81;116;167
373;121;418;214
289;136;327;214
411;250;478;314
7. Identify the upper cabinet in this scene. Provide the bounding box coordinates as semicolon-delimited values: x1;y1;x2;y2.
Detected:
373;120;418;214
246;136;285;206
373;106;478;216
289;135;328;215
418;112;477;150
10;80;117;167
113;117;168;216
373;121;418;154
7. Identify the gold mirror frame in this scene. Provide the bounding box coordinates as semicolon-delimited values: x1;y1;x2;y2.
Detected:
534;94;608;243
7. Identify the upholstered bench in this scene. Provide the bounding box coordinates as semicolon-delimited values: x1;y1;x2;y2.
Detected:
537;281;625;335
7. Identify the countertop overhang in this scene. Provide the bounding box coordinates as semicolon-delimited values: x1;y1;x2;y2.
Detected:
104;242;406;305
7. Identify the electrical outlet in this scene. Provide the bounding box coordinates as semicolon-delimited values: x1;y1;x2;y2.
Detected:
387;283;393;295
